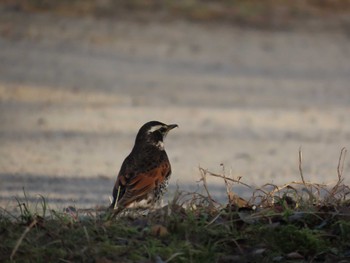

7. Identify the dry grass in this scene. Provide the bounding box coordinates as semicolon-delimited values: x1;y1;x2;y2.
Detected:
1;147;350;262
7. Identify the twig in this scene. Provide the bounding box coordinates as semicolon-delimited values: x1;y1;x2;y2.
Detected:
269;181;326;195
165;252;184;263
203;169;251;189
206;210;224;227
329;147;347;198
298;147;306;186
198;168;216;208
10;219;37;260
220;164;232;203
337;147;347;182
298;147;316;202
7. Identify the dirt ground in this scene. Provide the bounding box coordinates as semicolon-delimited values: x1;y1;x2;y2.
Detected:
0;10;349;211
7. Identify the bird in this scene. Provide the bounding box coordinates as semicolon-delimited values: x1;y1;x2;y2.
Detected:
109;121;178;216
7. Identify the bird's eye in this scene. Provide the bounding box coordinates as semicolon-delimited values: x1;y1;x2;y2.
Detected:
159;127;167;133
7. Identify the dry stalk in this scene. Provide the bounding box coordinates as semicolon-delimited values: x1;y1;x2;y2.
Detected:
203;169;251;189
337;147;347;181
298;147;306;186
165;252;184;263
198;168;217;208
178;189;220;209
268;181;326;196
251;186;275;207
10;219;37;260
329;147;348;199
298;147;318;202
220;164;232;204
252;179;329;207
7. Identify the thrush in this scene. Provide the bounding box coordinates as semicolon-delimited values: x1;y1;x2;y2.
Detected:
109;121;178;216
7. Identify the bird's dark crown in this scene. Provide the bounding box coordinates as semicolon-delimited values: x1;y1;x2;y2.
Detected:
134;121;178;148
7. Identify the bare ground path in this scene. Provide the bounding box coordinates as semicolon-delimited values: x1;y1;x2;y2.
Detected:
0;10;350;210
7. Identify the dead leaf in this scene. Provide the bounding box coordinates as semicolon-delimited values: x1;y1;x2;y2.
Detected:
150;225;169;237
286;251;304;259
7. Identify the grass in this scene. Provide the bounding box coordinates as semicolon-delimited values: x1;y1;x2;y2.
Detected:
1;148;350;262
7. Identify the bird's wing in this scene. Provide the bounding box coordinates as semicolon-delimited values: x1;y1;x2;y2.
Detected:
116;160;171;208
110;154;135;208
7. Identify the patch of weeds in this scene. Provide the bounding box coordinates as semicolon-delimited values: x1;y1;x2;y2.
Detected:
332;220;350;250
1;147;350;262
262;224;329;258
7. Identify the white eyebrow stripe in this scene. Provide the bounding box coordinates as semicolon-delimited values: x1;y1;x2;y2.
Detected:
147;125;163;133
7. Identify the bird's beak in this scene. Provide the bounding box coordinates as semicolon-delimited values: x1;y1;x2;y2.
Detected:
167;124;178;131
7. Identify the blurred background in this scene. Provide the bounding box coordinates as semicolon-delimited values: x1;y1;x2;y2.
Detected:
0;0;350;210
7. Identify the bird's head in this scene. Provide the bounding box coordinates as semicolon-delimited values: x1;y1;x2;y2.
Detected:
135;121;178;150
